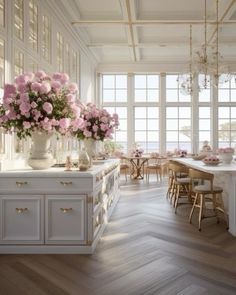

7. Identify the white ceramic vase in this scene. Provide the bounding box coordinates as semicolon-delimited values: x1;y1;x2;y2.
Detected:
220;152;233;164
28;131;54;170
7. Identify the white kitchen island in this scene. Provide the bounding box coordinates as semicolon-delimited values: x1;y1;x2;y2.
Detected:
0;159;120;254
174;158;236;237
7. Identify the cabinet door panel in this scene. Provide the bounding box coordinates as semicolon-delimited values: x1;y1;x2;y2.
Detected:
0;195;43;244
46;195;87;244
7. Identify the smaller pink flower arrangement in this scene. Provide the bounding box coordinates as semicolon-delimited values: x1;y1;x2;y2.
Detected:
131;147;144;157
0;71;81;138
217;147;234;154
72;103;119;141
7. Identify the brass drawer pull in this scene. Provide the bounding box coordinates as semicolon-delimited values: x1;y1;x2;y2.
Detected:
60;208;73;213
15;208;28;214
60;181;73;186
16;181;28;187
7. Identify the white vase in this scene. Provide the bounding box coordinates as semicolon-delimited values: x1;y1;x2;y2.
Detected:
28;131;54;170
220;152;233;164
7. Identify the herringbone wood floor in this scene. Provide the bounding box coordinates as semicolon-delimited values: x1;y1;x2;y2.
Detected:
1;177;236;295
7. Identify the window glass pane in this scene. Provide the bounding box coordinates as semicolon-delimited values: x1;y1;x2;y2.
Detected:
0;0;4;27
135;131;146;142
166;119;178;130
199;119;210;130
135;107;146;118
135;119;146;130
135;75;146;88
116;75;127;88
103;90;115;102
14;48;24;76
147;75;159;88
147;89;158;102
56;32;63;72
116;89;127;102
0;38;4;91
199;107;210;118
218;89;230;102
166;107;178;118
14;0;24;40
103;75;114;88
29;0;38;51
179;107;191;118
116;107;127;119
42;15;51;62
135;89;146;102
147;119;159;130
166;89;178;102
166;75;178;88
218;107;230;118
147;107;159;118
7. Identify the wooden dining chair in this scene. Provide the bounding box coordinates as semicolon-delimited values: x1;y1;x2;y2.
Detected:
145;157;162;182
120;157;130;181
189;168;228;231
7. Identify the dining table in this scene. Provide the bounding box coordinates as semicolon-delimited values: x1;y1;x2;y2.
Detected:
173;157;236;237
126;156;150;179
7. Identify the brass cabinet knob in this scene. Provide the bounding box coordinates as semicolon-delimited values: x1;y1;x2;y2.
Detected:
60;181;73;186
60;208;73;213
15;208;28;213
16;181;28;187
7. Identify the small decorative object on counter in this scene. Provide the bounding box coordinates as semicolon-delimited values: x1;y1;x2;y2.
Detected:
200;140;212;156
65;156;73;171
218;147;234;164
78;148;90;171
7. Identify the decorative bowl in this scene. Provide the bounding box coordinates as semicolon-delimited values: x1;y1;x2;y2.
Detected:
202;157;220;166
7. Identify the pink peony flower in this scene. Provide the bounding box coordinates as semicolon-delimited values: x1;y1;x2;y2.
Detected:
19;102;31;114
68;82;78;94
42;102;53;114
40;82;51;94
3;84;16;99
17;83;27;94
31;82;41;92
60;73;70;84
71;118;84;131
52;72;62;80
83;129;92;138
59;118;71;130
51;80;61;91
23;121;31;129
35;70;47;79
31;101;37;108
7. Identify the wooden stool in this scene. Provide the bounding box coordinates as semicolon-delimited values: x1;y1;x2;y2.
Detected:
169;162;191;213
189;169;228;231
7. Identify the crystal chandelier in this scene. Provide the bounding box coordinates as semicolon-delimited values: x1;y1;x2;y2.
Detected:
178;25;194;96
194;0;232;88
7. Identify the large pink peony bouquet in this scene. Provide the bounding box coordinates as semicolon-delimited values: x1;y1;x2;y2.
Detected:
72;103;119;141
0;71;81;139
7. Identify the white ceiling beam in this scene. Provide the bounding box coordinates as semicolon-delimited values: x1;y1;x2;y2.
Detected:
208;0;236;43
129;0;140;61
119;0;137;62
71;20;236;26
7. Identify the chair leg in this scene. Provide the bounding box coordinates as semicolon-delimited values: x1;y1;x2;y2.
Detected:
174;185;180;213
189;193;198;224
198;195;204;231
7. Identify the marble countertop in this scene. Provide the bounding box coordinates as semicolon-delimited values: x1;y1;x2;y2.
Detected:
0;159;120;178
174;158;236;173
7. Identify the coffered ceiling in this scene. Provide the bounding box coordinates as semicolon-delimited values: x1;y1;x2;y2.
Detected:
58;0;236;65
